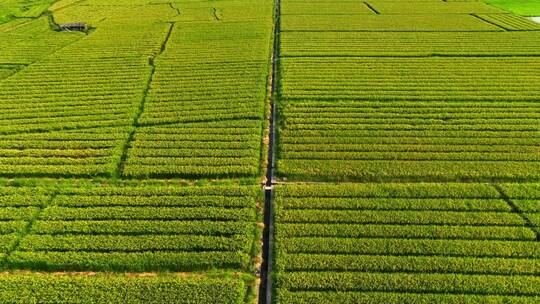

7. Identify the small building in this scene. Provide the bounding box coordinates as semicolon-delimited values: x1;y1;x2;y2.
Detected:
59;22;87;32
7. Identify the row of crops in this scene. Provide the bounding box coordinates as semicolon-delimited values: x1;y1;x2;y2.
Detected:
281;3;538;31
0;17;83;65
280;57;540;100
273;183;540;303
279;0;539;31
0;273;247;304
0;18;171;177
281;31;540;56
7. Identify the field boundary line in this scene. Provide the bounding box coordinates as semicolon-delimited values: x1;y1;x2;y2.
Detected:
163;3;181;16
492;184;539;241
115;22;175;178
2;191;58;267
0;64;29;83
270;177;540;184
470;13;509;31
281;97;540;102
259;0;281;302
279;288;540;297
281;30;506;33
281;54;540;58
363;2;380;15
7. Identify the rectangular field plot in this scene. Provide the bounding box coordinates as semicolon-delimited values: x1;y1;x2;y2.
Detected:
124;21;273;178
167;0;275;22
52;3;178;26
1;184;259;272
0;127;129;177
281;14;501;31
124;122;262;178
0;273;247;304
280;57;540;101
0;22;174;178
277;100;540;182
0;56;148;133
281;31;540;56
273;183;540;303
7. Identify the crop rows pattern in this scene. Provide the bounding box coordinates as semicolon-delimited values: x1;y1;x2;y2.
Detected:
277;0;540;182
500;184;540;235
277;99;540;181
281;31;540;56
123;20;273;178
273;184;540;303
0;183;259;302
0;185;258;272
0;17;83;65
0;0;539;302
273;0;540;303
0;0;274;179
280;57;540;100
0;19;168;177
0;0;274;301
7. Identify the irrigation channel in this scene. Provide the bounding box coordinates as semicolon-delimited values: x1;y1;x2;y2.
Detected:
259;0;280;302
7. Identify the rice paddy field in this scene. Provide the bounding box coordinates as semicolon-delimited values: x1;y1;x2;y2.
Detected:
0;0;538;303
273;0;540;303
0;0;273;302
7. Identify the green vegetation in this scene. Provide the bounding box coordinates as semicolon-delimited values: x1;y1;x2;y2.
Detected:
0;17;83;64
0;273;247;304
277;272;540;295
485;0;540;16
277;100;540;181
277;0;540;182
476;13;540;30
123;19;273;178
369;1;506;14
276;292;539;304
499;184;540;234
280;58;540;100
274;3;540;301
0;0;539;302
281;14;501;31
281;2;373;15
273;184;540;303
281;31;540;56
0;0;55;25
0;185;258;272
0;0;274;180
